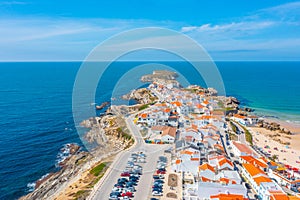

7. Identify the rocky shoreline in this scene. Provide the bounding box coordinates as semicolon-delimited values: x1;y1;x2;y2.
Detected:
20;69;297;200
20;106;135;200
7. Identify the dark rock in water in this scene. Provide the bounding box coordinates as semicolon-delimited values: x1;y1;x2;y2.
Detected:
242;107;254;112
96;102;110;110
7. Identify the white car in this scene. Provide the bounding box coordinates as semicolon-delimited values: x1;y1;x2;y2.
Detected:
112;187;123;193
152;191;163;196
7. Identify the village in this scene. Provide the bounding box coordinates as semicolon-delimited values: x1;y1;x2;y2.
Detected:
132;80;300;200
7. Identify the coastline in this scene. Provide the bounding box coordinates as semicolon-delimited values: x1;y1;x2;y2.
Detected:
18;69;300;199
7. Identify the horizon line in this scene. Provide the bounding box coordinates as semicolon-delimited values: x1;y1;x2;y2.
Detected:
0;60;300;62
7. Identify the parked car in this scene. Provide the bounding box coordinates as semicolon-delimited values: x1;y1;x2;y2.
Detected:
156;170;166;174
110;192;121;198
152;190;163;196
154;179;164;183
121;172;130;177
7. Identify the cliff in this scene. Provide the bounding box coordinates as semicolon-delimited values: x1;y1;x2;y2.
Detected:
20;108;134;200
122;88;158;105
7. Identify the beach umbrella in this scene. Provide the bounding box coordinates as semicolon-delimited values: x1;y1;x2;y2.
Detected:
292;167;298;172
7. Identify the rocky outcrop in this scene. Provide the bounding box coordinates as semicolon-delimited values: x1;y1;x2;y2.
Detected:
82;110;134;155
122;88;158;104
257;120;292;134
226;97;240;108
20;151;91;200
21;108;135;200
242;107;254;112
141;70;178;82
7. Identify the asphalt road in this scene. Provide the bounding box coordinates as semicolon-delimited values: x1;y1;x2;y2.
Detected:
91;116;170;200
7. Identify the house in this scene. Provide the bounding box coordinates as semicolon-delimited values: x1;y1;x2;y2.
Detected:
168;115;179;127
210;193;248;200
258;182;288;200
232;114;260;126
247;115;260;126
198;163;215;180
196;182;248;199
209;155;226;167
218;158;234;171
161;126;177;143
240;155;268;172
216;170;242;185
232;114;249;126
203;136;218;148
268;169;300;190
183;127;202;142
241;163;272;193
151;125;165;134
231;141;256;157
173;153;199;176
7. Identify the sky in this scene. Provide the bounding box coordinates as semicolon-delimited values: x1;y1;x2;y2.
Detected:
0;0;300;61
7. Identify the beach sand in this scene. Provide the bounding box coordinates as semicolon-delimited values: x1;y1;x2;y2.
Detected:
249;123;300;168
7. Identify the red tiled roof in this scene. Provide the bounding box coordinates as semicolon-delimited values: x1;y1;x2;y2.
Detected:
210;193;247;200
240;156;268;168
232;141;254;155
161;127;177;138
219;158;233;167
175;159;181;164
180;150;194;155
151;125;166;131
233;114;246;119
140;113;148;119
199;163;215;172
171;101;182;107
269;192;289;200
253;176;272;186
242;163;266;177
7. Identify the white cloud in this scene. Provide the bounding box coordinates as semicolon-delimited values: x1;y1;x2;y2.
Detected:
259;1;300;14
181;21;275;33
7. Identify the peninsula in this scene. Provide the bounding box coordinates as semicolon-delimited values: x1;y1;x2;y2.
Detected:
21;70;300;200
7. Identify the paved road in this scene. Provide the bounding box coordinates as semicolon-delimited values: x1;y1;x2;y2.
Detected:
230;121;247;144
91;116;170;200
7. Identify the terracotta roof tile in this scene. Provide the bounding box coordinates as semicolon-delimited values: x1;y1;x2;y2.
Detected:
232;141;254;155
199;163;215;172
242;163;265;177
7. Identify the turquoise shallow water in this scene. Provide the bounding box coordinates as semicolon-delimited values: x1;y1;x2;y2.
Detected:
0;61;299;199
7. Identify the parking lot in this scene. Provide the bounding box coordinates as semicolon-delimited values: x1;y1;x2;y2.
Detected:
109;152;147;200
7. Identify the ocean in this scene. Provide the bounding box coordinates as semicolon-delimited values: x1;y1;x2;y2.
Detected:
0;61;299;199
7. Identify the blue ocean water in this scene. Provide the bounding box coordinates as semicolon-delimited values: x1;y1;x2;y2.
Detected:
0;61;299;199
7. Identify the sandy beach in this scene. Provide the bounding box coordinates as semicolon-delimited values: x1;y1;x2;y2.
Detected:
249;119;300;168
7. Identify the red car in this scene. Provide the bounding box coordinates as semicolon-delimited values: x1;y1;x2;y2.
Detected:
121;172;130;177
122;191;133;197
156;170;166;174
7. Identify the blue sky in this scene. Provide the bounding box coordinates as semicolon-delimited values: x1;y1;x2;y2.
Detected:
0;0;300;61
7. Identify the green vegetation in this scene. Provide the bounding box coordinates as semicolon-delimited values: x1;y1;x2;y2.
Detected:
183;88;200;93
240;125;253;145
74;190;90;200
90;163;107;176
229;131;238;141
87;173;105;188
117;127;133;140
270;154;278;162
230;121;237;133
122;132;132;140
226;107;235;111
139;104;149;111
